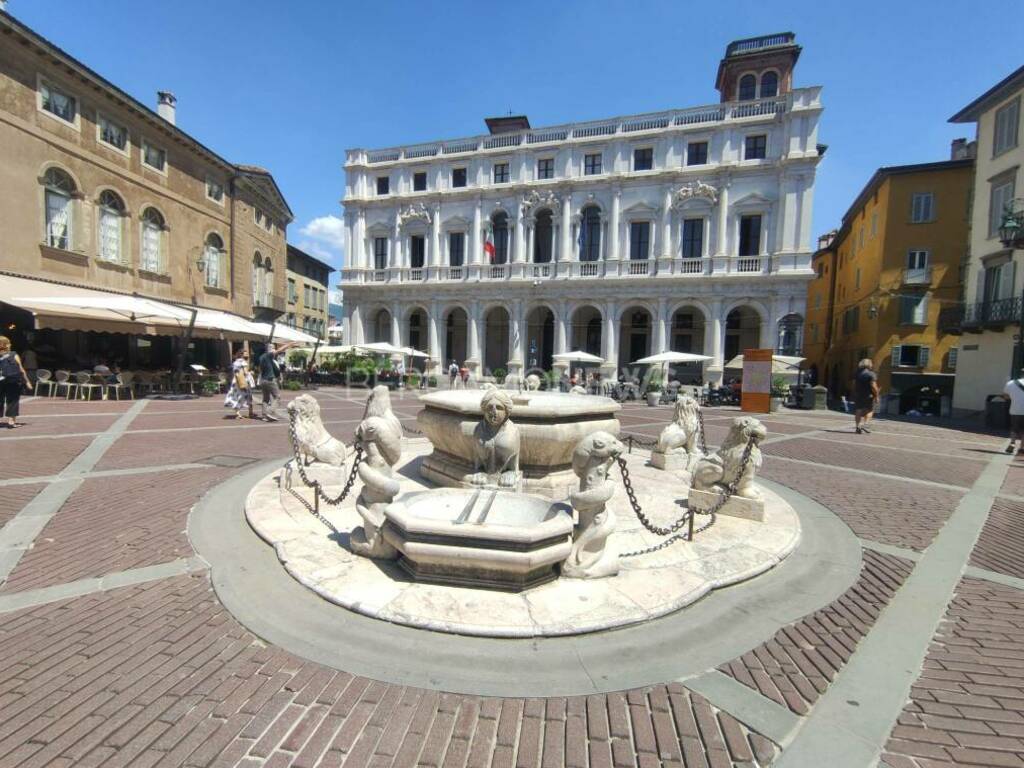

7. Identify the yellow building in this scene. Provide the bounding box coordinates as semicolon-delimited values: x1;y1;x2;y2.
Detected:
804;231;837;383
806;150;973;414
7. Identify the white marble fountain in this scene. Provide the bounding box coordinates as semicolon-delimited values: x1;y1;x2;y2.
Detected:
244;387;801;637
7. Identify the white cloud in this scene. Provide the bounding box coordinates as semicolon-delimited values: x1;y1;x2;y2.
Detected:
298;215;345;264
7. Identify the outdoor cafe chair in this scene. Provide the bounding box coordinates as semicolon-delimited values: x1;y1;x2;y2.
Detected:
74;371;103;401
106;372;134;401
134;371;156;397
33;369;56;397
53;370;76;399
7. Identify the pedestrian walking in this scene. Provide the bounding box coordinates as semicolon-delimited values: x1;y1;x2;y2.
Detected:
448;360;459;389
853;358;879;434
258;343;285;421
1002;368;1024;454
0;336;30;429
224;349;253;419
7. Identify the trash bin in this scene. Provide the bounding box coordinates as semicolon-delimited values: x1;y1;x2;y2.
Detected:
986;395;1010;429
801;385;828;410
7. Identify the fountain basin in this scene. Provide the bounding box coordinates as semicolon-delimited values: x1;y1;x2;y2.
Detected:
416;391;621;497
382;488;574;591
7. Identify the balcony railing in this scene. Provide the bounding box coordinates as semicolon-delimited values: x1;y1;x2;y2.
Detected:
944;297;1024;333
736;256;762;273
725;32;796;57
626;259;650;276
253;294;285;313
903;266;933;285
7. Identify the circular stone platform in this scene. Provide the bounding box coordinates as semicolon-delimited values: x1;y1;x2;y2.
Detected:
244;440;800;638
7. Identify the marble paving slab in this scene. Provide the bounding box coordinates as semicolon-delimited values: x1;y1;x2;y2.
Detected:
244;439;801;637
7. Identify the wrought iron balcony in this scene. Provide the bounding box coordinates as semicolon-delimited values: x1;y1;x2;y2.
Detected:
943;297;1024;334
253;293;285;313
902;266;933;286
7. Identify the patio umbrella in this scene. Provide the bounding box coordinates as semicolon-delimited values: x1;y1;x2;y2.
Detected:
15;294;193;327
552;350;605;365
724;354;804;373
357;341;407;356
634;351;712;385
401;346;430;358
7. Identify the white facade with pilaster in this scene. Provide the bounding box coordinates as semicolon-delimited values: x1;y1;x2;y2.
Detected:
341;35;822;383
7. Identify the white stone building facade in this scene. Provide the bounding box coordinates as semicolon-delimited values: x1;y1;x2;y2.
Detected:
340;34;823;383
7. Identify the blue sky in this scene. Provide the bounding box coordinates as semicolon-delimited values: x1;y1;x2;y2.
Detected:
9;0;1011;277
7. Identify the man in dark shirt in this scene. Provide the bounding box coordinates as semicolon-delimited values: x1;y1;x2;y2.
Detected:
258;343;284;421
853;358;880;434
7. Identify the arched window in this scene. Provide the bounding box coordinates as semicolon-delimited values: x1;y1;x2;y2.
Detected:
534;209;553;263
491;211;509;264
738;74;757;101
97;190;124;263
140;207;165;272
580;205;601;262
252;252;264;304
760;71;779;98
204;233;223;288
43;168;75;249
263;256;274;304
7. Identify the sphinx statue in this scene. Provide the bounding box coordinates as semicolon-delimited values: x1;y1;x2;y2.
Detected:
651;395;703;475
563;431;625;579
350;386;403;559
466;388;521;489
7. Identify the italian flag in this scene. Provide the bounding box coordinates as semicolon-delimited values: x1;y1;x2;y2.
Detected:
484;227;495;263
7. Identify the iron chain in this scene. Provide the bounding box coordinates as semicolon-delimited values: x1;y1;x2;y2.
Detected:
287;410;364;511
697;410;708;455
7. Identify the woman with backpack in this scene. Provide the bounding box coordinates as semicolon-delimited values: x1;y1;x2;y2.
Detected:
0;336;29;429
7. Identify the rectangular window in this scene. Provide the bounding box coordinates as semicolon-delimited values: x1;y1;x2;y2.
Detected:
410;235;426;268
687;142;708;165
142;142;166;171
304;285;311;306
288;279;297;304
911;192;934;223
413;172;427;192
629;222;650;260
45;190;71;249
376;176;390;195
995;97;1020;156
98;114;127;150
633;148;653;171
206;177;224;203
682;219;703;259
452;167;467;188
899;293;929;325
449;232;465;266
373;237;388;269
744;135;767;160
537;159;554;180
855;267;861;290
584;153;602;175
907;250;929;270
990;177;1016;237
894;344;929;368
40;80;76;123
871;211;878;237
738;215;762;256
842;306;859;335
493;163;509;184
948;348;959;371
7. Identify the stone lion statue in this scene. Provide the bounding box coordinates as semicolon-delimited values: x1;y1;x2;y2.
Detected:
691;416;767;500
524;374;541;391
656;395;701;456
569;385;587;395
287;394;347;467
466;388;521;489
563;431;625;579
350;388;404;559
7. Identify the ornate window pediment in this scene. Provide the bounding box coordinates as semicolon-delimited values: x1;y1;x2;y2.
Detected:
398;202;432;227
732;191;775;208
521;189;560;216
623;201;658;216
671;181;719;208
443;214;470;229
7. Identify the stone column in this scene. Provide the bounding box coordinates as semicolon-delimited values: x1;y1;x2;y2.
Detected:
553;300;569;378
514;202;526;263
351;304;365;345
391;302;402;347
706;299;724;385
343;303;355;345
428;300;441;374
392;214;403;270
467;300;481;375
661;188;672;258
654;297;667;355
471;198;483;266
356;208;367;270
430;204;441;270
609;186;621;264
559;193;572;262
716;180;730;257
602;300;618;379
508;300;524;377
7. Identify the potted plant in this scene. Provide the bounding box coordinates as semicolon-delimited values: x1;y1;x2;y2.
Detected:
645;381;662;407
770;376;789;412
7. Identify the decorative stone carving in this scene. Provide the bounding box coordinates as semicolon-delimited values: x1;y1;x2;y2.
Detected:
524;374;541;391
521;189;560;216
466;389;522;489
563;431;625;579
651;395;702;474
287;395;347;467
351;386;404;559
689;416;767;521
671;181;719;208
570;385;588;395
398;202;431;227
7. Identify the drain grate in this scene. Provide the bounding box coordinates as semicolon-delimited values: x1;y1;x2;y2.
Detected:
198;455;259;468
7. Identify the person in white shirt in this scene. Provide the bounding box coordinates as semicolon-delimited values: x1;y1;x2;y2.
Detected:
1001;370;1024;454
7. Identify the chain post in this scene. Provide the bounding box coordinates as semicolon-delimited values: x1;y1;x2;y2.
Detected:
314;482;320;516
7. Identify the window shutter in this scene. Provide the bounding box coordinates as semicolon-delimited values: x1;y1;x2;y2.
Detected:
1002;261;1018;300
918;346;930;369
976;274;987;305
899;296;911;324
891;345;902;368
948;348;958;371
917;294;930;324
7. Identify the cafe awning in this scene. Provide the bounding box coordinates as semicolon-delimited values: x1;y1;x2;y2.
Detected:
0;274;192;335
259;323;319;344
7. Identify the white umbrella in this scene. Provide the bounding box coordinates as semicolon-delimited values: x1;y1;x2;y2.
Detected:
725;354;804;373
552;350;605;365
634;351;712;365
401;346;430;358
16;294;193;325
357;341;406;356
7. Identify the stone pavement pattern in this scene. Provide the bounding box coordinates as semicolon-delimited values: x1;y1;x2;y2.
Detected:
0;389;1021;766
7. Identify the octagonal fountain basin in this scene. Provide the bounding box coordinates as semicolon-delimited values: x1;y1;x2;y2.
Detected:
416;391;621;498
382;487;574;591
